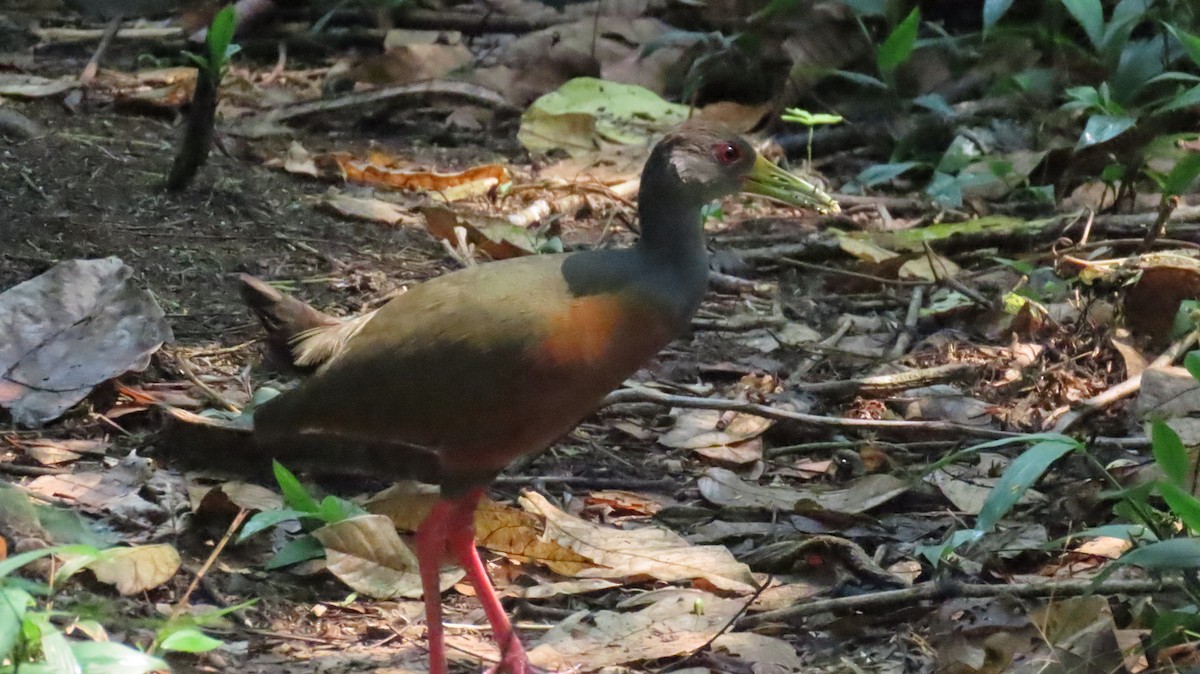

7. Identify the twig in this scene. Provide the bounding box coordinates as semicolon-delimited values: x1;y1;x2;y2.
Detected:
1050;329;1199;433
492;476;678;491
230;81;517;135
777;257;928;286
792;316;852;379
691;315;787;331
172;351;241;413
739;576;1188;626
794;362;977;397
1141;195;1180;252
0;463;70;477
167;508;248;626
707;271;772;296
600;387;1016;439
888;286;924;360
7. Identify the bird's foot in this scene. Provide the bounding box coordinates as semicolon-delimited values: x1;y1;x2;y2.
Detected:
483;634;535;674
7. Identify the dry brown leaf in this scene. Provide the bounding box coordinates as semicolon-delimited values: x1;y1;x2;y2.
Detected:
520;491;756;593
21;438;106;465
515;578;620;599
319;192;417;226
85;544;180;595
585;490;670;516
422;206;552;259
692;438;763;466
335;153;510;200
0;74;76;98
527;589;743;670
697;467;908;514
348;43;473;85
899;253;961;281
0;258;171;426
188;480;284;515
712;633;803;674
313;514;463;599
26;458;159;521
660;408;772;450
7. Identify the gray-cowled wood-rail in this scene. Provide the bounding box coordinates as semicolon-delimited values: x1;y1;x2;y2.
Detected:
236;121;838;674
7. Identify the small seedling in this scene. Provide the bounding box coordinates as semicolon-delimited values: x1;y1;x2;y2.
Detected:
166;5;239;191
780;107;844;165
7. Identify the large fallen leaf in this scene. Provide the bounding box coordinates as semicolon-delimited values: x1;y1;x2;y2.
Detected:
659;408;773;449
368;484;601;571
85;544;180;595
519;492;755;593
697;467;908;513
0;258;171;426
0;74;76;98
527;589;742;670
334;153;511;200
712;633;803;674
422;206;559;260
518;77;689;156
348;43;473;85
312;514;463;599
25;456;160;522
319;192;418;226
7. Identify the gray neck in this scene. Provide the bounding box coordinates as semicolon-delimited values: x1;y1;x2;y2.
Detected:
632;168;711;327
634;167;708;265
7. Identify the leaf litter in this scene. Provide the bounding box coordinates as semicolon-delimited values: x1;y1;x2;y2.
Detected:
4;2;1200;672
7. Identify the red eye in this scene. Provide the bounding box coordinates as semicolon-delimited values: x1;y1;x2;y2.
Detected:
713;142;742;165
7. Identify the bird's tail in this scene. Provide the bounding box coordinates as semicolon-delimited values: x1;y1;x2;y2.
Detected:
237;274;373;373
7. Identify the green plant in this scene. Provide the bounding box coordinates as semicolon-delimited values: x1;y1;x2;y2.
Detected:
780;108;844;165
239;461;366;569
166;4;239;192
0;545;171;674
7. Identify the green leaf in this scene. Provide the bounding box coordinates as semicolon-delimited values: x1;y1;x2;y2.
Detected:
877;7;921;75
0;545;96;581
1060;0;1104;50
1159;481;1200;533
1076;115;1137;149
318;495;363;524
851;161;921;189
1163;152;1200;197
1158;84;1200;115
913;92;955;117
25;613;76;674
0;587;34;659
1055;524;1158;544
1167;24;1200;69
983;0;1014;30
69;641;167;674
924;171;963;207
1151;419;1188;486
1184;350;1200;381
159;626;223;653
917;528;983;566
1117;538;1200;570
829;69;889;89
1173;299;1200;339
1150;608;1200;649
272;461;319;513
205;5;238;73
265;535;325;570
238;508;313;542
976;439;1076;531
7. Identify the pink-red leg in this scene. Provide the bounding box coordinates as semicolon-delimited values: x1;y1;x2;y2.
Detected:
417;489;534;674
416;499;457;674
444;496;532;673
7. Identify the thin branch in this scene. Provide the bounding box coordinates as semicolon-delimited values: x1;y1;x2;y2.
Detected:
739;576;1189;626
600;387;1016;439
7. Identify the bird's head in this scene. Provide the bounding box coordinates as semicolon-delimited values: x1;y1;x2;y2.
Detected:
649;120;840;215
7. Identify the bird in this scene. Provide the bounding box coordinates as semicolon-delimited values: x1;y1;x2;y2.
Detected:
236;120;838;674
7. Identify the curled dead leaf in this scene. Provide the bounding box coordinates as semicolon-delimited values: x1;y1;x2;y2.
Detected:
86;544;180;596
